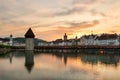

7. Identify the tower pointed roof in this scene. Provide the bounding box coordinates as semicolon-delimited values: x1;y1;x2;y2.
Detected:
25;63;34;73
10;34;13;37
64;33;67;37
75;35;77;39
25;28;35;38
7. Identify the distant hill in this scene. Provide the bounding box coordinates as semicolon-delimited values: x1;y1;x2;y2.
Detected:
13;37;47;46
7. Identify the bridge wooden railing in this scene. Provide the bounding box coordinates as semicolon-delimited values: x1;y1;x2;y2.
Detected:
11;45;120;49
35;45;120;49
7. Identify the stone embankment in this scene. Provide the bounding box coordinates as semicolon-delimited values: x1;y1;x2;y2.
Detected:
0;48;11;54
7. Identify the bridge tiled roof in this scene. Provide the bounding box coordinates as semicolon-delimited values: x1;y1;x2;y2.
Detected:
98;34;118;40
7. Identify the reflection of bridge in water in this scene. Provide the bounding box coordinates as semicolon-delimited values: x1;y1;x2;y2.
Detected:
0;50;120;73
35;45;120;49
12;45;120;49
48;52;120;67
80;54;119;67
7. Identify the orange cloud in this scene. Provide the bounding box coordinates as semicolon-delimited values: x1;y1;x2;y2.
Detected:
33;20;100;41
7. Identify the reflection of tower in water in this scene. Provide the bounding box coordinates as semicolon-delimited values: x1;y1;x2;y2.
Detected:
63;54;67;65
25;51;34;73
9;52;13;64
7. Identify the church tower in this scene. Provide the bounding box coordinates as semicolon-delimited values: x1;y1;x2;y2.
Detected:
25;28;35;50
9;34;13;46
64;33;67;41
75;35;78;46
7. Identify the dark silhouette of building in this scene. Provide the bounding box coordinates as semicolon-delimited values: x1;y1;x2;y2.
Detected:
25;28;35;38
10;34;12;37
75;36;78;46
64;33;67;41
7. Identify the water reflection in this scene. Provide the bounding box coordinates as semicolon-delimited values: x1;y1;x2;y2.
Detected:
45;51;120;67
25;51;34;73
80;54;119;67
9;52;13;64
4;51;120;71
63;54;67;65
0;50;120;80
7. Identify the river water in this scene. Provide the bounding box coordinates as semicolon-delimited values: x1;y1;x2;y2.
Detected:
0;51;120;80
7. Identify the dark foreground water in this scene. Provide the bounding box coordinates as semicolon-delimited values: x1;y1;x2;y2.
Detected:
0;51;120;80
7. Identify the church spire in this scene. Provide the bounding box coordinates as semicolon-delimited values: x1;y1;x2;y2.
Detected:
64;33;67;41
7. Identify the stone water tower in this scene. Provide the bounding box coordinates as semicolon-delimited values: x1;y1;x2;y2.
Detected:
25;28;35;50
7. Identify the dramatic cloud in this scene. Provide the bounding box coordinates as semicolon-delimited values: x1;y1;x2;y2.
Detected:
65;20;99;28
0;0;120;40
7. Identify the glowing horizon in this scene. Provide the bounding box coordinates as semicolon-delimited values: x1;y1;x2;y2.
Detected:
0;0;120;41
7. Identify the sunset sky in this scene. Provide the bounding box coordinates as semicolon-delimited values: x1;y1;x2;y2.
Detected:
0;0;120;41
